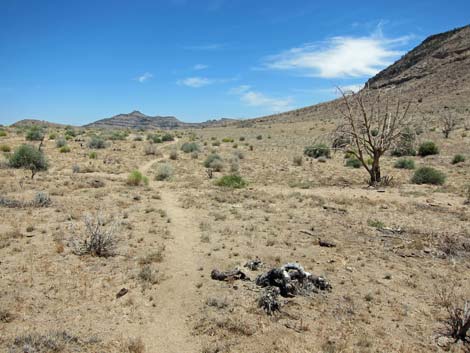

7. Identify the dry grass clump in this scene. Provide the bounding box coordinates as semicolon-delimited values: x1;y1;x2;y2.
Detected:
70;212;120;257
9;331;98;353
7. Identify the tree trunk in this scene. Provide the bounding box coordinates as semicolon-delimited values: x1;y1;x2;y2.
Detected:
369;155;381;185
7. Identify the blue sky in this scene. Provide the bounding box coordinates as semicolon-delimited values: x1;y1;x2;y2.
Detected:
0;0;469;125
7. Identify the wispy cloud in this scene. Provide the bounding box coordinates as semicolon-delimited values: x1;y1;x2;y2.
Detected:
262;33;412;78
135;72;153;83
193;64;209;70
230;85;292;112
177;77;213;88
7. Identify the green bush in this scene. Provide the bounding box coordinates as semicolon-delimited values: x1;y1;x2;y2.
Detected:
49;133;56;140
0;144;11;152
256;135;262;140
411;167;446;185
89;151;97;159
162;133;174;142
169;149;178;160
239;136;245;141
155;163;173;181
394;158;415;169
181;142;199;153
418;141;439;157
222;137;234;143
304;144;330;159
451;154;465;164
59;146;71;153
127;170;149;186
25;126;44;141
88;135;106;149
212;141;220;147
64;126;77;137
147;134;162;143
9;144;48;178
216;175;247;188
345;158;361;168
0;130;7;137
108;131;127;141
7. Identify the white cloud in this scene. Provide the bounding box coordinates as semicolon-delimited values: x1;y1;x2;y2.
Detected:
136;72;153;83
177;77;213;88
193;64;208;70
263;34;411;78
230;86;292;112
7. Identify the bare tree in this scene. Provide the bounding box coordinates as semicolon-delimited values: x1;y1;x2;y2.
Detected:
334;89;413;185
442;113;458;138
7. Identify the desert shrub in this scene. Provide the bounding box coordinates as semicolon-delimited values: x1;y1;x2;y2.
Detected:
144;143;159;156
9;144;48;178
191;151;199;159
147;134;162;143
411;167;446;185
204;154;223;171
169;149;178;160
88;135;106;149
0;144;10;152
72;165;80;173
64;126;77;137
293;155;303;166
222;137;234;143
239;136;245;141
9;331;92;353
0;130;7;137
216;174;247;188
89;151;97;159
304;144;330;159
345;157;361;168
48;133;56;140
465;184;470;205
59;145;71;153
391;127;416;156
155;163;173;181
139;265;161;284
120;337;146;353
127;170;149;186
394;158;415;169
33;191;51;207
134;135;143;141
181;142;199;153
108;130;127;141
25;126;44;141
232;143;238;148
162;133;174;142
71;212;120;257
212;140;220;146
233;150;244;160
452;154;465;165
418;141;439;157
55;137;67;148
229;157;239;173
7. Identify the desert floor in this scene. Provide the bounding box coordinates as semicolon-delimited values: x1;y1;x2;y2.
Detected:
0;120;469;353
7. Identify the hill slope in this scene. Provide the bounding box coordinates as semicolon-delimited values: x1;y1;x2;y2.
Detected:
253;25;470;125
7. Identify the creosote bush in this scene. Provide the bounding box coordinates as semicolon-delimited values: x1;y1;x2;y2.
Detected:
0;144;11;152
204;153;223;171
89;151;97;159
88;135;106;149
411;167;446;185
216;174;247;188
127;170;149;186
452;154;465;165
162;133;174;142
55;137;67;148
304;144;330;159
9;144;48;179
418;141;439;157
181;142;199;153
59;145;71;153
169;149;178;160
25;126;44;141
345;157;361;168
394;158;415;169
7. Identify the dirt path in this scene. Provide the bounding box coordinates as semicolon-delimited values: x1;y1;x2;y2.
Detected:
138;141;203;353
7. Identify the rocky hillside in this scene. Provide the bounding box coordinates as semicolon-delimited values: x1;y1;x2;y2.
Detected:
252;25;470;125
10;119;67;128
